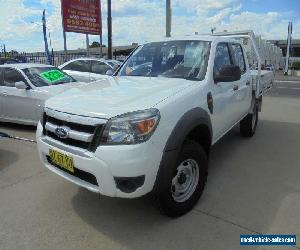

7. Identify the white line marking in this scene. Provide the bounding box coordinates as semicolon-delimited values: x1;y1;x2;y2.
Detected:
274;80;300;83
276;86;300;90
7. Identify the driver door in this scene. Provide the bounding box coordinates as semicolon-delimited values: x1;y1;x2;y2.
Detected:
1;68;38;123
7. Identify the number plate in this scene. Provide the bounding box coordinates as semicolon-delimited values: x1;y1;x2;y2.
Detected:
49;149;74;173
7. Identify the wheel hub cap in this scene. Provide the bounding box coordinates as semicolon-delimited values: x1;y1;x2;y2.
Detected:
171;159;200;203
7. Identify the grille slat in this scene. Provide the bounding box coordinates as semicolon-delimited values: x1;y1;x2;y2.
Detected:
43;114;104;151
46;115;96;134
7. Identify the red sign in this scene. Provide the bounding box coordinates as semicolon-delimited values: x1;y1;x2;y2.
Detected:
61;0;102;35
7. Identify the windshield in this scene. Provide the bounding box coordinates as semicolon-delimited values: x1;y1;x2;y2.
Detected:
22;67;76;87
119;40;211;80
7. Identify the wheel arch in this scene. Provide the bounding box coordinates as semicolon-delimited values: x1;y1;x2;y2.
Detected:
164;107;212;155
153;107;212;193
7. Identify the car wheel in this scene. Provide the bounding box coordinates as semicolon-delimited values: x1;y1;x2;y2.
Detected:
240;103;258;137
156;140;208;217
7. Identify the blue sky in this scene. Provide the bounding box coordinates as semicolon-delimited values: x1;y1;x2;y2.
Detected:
0;0;299;52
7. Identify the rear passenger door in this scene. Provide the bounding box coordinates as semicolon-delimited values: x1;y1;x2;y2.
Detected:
211;42;237;139
229;43;252;121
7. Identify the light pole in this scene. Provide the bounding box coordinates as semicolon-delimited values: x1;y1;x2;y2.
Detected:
107;0;112;59
166;0;171;37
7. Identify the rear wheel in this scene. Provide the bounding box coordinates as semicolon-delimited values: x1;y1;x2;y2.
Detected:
240;103;258;137
156;140;208;217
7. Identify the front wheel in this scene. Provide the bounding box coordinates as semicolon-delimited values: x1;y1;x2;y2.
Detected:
156;140;208;217
240;103;258;137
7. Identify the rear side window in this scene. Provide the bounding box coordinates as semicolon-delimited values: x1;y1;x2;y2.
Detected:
62;60;90;72
231;43;246;74
91;61;111;74
213;43;233;77
3;68;26;87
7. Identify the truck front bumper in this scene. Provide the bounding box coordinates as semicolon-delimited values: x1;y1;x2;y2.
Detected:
36;123;162;198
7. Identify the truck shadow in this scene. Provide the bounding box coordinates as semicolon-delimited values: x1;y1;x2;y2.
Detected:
71;119;300;248
200;119;300;233
0;122;36;132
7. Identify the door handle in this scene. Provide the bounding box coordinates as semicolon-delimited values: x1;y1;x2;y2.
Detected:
233;85;239;91
1;92;8;96
246;81;250;86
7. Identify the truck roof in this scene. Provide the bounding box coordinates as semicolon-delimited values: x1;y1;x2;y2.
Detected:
144;35;241;44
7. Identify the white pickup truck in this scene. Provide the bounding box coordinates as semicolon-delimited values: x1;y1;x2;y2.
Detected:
37;35;264;217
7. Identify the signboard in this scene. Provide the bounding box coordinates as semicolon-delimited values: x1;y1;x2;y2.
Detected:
61;0;102;35
40;70;67;83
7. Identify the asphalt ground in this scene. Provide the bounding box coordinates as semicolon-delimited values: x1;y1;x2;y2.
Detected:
0;74;300;250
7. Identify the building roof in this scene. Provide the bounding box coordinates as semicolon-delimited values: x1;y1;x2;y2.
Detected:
0;63;54;69
268;39;300;47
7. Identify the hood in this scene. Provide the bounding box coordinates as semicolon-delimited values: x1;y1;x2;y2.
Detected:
45;76;195;119
37;82;86;95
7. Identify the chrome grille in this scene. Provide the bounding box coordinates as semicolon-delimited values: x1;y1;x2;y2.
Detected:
43;113;105;151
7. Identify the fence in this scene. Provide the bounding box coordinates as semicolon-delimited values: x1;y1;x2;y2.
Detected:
0;49;132;67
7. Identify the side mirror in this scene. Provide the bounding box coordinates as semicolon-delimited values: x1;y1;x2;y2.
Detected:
214;65;241;83
15;81;28;90
106;69;114;76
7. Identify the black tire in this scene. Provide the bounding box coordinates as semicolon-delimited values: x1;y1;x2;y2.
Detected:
240;103;258;137
155;140;208;217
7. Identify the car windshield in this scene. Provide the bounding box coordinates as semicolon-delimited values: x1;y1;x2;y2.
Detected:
22;67;76;87
119;40;211;80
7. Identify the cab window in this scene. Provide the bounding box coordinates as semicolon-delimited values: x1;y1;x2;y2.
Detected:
231;43;246;74
213;43;233;77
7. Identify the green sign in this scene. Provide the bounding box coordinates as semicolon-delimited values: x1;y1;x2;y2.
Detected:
40;70;66;83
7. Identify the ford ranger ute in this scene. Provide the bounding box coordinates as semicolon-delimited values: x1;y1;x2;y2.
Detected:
37;35;264;217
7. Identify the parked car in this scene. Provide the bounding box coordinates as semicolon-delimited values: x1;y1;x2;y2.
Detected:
105;59;122;68
0;64;84;125
59;58;119;82
265;64;274;71
0;58;20;65
37;35;265;217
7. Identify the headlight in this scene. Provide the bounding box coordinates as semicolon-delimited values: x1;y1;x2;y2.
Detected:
100;109;160;145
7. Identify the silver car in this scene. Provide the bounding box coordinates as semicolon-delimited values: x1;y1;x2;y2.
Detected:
0;64;84;125
59;58;121;82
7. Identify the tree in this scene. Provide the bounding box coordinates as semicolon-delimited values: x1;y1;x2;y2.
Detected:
90;41;100;48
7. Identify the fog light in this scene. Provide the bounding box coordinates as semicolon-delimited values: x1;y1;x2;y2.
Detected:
114;175;145;193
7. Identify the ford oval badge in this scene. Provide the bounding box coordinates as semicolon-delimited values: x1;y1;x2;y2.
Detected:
55;126;70;139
